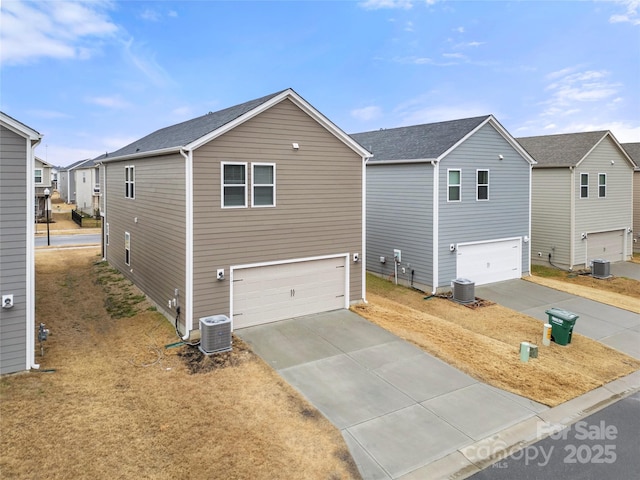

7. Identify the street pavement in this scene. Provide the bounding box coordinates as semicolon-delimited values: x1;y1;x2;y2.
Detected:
35;233;101;247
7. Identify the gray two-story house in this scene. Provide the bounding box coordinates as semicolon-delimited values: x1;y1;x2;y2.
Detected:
352;115;535;293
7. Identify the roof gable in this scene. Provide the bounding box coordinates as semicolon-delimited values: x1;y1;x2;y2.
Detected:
103;89;371;161
516;131;635;168
0;111;41;140
622;143;640;170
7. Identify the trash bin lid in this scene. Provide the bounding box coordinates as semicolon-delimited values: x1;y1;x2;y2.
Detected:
545;307;579;321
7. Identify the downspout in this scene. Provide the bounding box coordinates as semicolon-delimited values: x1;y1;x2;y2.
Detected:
28;136;42;370
180;148;194;340
431;160;439;295
361;156;367;303
569;166;575;270
527;163;532;276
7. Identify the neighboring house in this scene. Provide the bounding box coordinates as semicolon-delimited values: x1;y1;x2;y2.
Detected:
59;158;91;204
34;157;53;219
351;115;535;293
74;157;101;215
517;131;635;269
100;89;371;338
0;111;42;375
621;143;640;251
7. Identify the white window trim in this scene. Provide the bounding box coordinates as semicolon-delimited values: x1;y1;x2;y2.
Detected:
34;168;43;184
105;223;110;246
598;173;606;198
125;231;131;266
221;162;248;208
580;173;589;199
251;163;276;207
476;169;489;201
125;166;135;199
447;169;462;202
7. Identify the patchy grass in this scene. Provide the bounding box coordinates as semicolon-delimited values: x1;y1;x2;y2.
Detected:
354;274;640;407
0;248;360;480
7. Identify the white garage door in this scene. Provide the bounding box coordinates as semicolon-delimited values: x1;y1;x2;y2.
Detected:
587;230;624;263
232;256;347;329
456;238;522;286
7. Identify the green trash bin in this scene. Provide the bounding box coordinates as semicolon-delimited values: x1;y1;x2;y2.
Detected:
545;308;579;346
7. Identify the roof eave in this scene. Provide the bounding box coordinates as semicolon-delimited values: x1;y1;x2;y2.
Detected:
99;146;184;164
367;157;437;165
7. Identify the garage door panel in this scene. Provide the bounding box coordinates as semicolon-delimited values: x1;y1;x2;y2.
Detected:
456;239;521;286
233;257;347;329
587;231;624;263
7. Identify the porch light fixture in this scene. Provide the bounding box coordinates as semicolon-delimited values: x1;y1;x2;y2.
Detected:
292;143;299;150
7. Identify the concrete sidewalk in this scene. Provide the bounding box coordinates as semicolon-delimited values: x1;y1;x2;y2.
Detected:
236;310;640;479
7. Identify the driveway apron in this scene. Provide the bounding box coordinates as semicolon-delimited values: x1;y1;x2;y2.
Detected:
476;278;640;359
236;310;547;479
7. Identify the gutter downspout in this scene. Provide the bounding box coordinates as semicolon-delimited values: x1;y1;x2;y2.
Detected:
180;148;194;340
569;166;575;270
362;155;367;303
431;160;439;295
28;136;42;370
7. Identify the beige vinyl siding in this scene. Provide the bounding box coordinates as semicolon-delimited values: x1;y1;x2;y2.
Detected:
192;98;363;322
531;168;572;268
104;154;187;327
634;171;640;251
0;125;29;374
438;123;531;286
574;136;634;265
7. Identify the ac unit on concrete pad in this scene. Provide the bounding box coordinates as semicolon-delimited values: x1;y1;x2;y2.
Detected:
199;315;232;355
452;278;475;304
591;259;611;279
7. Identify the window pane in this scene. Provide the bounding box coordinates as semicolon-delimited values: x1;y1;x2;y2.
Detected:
478;185;488;200
449;170;460;184
254;186;274;206
254;165;273;184
477;170;488;184
224;186;245;206
224;165;245;184
449;186;460;201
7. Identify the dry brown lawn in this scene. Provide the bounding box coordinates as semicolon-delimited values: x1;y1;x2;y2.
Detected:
353;274;640;408
0;248;360;480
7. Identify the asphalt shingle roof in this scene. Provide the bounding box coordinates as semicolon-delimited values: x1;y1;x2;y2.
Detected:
350;115;490;162
107;90;287;159
516;131;609;168
621;143;640;170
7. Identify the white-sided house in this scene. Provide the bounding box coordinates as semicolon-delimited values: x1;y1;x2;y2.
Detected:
351;115;535;293
34;157;53;220
100;89;371;339
621;143;640;251
59;158;91;204
518;131;635;269
0;111;42;375
74;157;101;215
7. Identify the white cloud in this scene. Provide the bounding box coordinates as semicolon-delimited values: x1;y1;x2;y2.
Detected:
609;0;640;25
454;26;465;33
121;38;174;88
0;0;118;65
351;105;383;122
27;109;71;119
542;68;620;114
552;121;640;143
140;9;161;22
359;0;414;10
86;95;131;109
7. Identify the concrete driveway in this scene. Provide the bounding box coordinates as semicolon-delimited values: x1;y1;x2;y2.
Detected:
611;260;640;281
476;278;640;359
236;310;548;479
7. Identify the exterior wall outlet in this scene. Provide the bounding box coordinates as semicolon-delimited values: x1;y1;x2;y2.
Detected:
353;253;359;262
393;249;401;263
217;269;225;281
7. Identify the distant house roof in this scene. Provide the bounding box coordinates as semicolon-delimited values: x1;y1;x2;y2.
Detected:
517;131;635;168
35;156;54;168
101;88;370;162
61;158;93;171
621;143;640;170
351;116;492;163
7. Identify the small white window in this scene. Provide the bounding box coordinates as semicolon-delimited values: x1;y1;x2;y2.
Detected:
580;173;589;198
448;169;461;202
34;169;43;184
222;163;247;207
125;231;131;266
477;170;489;201
125;166;135;199
598;173;606;198
252;163;275;207
105;223;110;246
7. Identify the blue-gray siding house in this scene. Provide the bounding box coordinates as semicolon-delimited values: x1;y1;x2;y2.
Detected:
1;112;42;375
352;115;535;293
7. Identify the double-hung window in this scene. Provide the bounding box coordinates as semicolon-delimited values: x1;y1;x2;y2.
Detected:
125;166;135;199
598;173;606;198
222;163;247;207
252;163;275;207
448;169;461;202
34;169;43;184
477;170;489;201
580;173;589;198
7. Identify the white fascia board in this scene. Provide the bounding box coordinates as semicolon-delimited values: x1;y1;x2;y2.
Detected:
187;89;373;159
99;146;183;163
0;112;41;141
366;158;436;166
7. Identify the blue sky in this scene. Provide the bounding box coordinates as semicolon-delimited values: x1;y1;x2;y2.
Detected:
1;0;639;167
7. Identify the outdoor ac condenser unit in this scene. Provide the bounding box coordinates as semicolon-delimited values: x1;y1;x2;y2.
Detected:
452;278;475;304
591;259;611;279
199;315;232;355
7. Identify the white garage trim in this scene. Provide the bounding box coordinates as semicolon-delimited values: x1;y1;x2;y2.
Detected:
230;253;350;329
456;237;522;286
586;229;625;264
